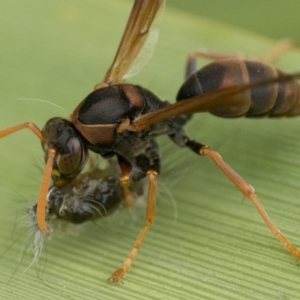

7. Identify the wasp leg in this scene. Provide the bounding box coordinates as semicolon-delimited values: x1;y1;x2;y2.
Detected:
110;142;160;282
185;51;247;78
0;122;56;233
36;148;57;233
186;139;300;261
185;39;295;78
117;156;135;207
117;139;161;208
109;169;158;283
0;122;44;141
260;39;295;63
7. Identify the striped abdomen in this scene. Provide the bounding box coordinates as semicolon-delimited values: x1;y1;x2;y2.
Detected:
176;59;300;117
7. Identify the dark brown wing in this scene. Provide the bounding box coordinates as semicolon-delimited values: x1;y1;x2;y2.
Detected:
130;74;299;132
95;0;165;89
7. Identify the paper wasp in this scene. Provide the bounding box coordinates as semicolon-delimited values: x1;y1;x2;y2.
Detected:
1;0;300;283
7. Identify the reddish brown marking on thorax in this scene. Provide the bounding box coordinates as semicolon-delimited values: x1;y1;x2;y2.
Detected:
71;102;117;146
121;84;144;108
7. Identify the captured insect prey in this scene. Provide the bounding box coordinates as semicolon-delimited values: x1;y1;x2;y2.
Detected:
1;0;300;285
29;157;145;228
27;157;146;260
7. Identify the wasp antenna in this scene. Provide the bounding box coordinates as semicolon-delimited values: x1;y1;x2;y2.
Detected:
17;98;66;112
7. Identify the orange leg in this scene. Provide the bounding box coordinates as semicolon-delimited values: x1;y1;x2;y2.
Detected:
186;139;300;260
118;156;135;207
36;148;57;233
0;122;56;233
260;39;295;63
186;39;295;77
0;122;44;141
109;170;158;283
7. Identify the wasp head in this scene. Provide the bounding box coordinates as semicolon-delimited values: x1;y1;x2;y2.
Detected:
42;117;89;187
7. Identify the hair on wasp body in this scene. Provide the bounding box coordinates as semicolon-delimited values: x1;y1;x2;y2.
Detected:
1;0;300;284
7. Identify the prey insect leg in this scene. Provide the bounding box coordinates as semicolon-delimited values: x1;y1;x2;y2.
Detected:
186;139;300;261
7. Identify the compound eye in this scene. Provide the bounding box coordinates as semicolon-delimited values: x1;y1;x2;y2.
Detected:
56;137;84;175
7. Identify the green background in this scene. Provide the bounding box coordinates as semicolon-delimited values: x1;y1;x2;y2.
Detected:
169;0;300;44
1;1;300;299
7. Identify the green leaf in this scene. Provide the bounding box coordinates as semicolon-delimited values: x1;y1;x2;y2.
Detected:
1;1;300;299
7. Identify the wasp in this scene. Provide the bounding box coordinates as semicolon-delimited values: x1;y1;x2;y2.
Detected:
1;0;300;283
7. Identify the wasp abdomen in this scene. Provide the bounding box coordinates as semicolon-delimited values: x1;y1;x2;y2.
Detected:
176;59;300;117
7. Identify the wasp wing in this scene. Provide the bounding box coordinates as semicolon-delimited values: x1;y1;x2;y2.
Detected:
131;74;299;132
95;0;165;89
